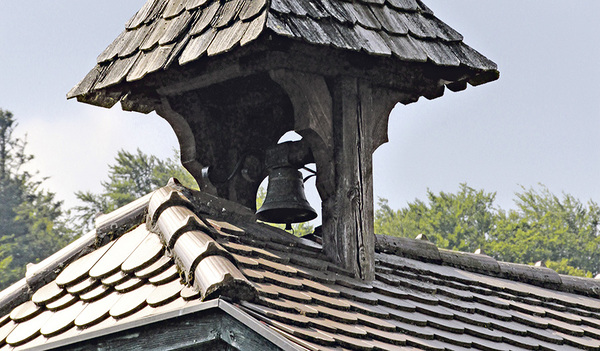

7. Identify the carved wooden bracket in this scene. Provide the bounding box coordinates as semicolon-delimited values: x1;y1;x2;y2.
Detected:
155;97;207;192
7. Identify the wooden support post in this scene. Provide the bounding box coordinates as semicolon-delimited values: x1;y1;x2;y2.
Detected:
319;77;373;280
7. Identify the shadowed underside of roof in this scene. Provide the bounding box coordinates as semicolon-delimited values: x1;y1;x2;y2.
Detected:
2;183;600;350
67;0;498;109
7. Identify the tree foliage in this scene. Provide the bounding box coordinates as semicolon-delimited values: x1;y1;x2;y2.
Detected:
74;148;197;231
0;110;74;288
375;183;600;277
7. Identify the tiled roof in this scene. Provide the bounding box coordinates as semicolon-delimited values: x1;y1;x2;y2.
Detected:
2;182;600;350
67;0;498;106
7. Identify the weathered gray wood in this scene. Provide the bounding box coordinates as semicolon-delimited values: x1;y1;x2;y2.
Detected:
375;234;442;263
159;10;194;45
319;77;372;281
162;0;186;20
240;11;267;46
207;20;251;56
239;0;267;21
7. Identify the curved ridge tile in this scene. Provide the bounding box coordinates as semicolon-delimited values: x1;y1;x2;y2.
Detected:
172;230;229;282
194;255;256;301
498;261;562;287
155;205;211;248
439;248;501;275
148;186;193;225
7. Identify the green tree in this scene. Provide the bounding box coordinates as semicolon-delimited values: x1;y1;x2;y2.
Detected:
0;110;73;288
375;184;600;277
74;148;197;231
488;186;600;277
375;184;496;253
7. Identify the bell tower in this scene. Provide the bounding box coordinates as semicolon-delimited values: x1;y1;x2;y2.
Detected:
69;0;498;280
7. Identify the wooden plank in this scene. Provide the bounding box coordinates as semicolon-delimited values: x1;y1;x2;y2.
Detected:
270;0;292;15
385;0;418;11
295;0;329;19
419;39;460;66
240;11;267;46
353;25;392;56
319;20;354;50
430;16;463;42
96;29;127;63
66;64;106;99
331;22;363;52
186;0;209;11
162;0;186;19
287;16;331;46
126;0;162;29
266;12;296;38
350;2;382;30
280;0;308;16
319;0;353;23
213;0;245;28
369;5;409;35
400;12;437;39
239;0;267;21
120;25;153;58
140;17;170;51
320;77;374;281
190;0;221;36
95;52;141;90
381;32;427;62
207;19;250;56
178;28;217;65
159;10;193;45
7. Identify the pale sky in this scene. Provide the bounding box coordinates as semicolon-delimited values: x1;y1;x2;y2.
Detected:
1;1;599;220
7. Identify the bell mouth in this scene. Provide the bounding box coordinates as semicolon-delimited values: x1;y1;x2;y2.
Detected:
255;205;317;225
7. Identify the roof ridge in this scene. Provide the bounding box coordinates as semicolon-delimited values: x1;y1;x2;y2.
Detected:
147;182;257;301
375;234;600;297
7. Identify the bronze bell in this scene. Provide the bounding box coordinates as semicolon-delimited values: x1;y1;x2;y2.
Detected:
256;166;317;229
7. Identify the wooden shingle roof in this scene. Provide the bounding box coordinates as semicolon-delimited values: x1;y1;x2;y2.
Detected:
68;0;498;108
2;182;600;350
